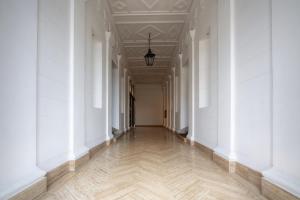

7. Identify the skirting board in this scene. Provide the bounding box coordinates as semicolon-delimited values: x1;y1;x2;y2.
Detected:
262;178;300;200
69;153;90;171
180;137;298;200
89;142;108;158
9;177;47;200
46;161;71;186
194;141;214;160
48;139;116;186
9;138;121;200
235;162;262;189
212;152;236;173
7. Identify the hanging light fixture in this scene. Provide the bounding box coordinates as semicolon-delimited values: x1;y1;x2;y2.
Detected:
144;33;156;66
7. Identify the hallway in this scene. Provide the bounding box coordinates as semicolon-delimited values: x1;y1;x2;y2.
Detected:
1;0;300;199
38;127;265;200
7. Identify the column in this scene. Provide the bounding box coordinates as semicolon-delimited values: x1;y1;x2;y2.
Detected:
123;68;127;131
178;53;183;130
214;0;236;161
166;80;169;129
105;30;113;141
172;67;176;132
188;29;196;140
69;0;89;161
168;75;172;130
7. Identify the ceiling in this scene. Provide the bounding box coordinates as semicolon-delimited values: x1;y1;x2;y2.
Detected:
108;0;193;84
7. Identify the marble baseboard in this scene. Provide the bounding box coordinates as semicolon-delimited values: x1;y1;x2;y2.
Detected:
235;162;262;190
46;162;70;186
69;153;90;171
194;141;214;160
10;142;112;199
113;131;126;143
213;152;235;172
89;142;108;158
262;178;299;200
196;143;297;200
10;177;47;200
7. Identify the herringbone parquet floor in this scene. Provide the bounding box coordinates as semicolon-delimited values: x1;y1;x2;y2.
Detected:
38;127;267;200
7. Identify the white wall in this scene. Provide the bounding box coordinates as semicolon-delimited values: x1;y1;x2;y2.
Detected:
234;0;272;170
263;0;300;196
0;0;120;198
179;65;189;130
85;0;108;148
182;0;300;196
37;0;72;171
193;0;219;149
135;84;164;126
112;62;119;129
0;0;45;198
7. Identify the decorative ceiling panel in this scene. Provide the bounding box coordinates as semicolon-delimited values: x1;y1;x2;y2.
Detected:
107;0;192;83
109;0;193;13
117;23;183;42
125;46;175;57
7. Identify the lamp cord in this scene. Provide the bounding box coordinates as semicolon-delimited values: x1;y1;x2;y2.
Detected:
148;33;151;49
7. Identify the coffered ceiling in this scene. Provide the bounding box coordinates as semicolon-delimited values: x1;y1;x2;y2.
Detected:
108;0;193;84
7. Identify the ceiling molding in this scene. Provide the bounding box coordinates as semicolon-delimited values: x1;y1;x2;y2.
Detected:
112;12;189;17
140;0;159;9
122;40;178;44
124;44;176;48
127;66;169;69
115;20;185;25
127;56;171;60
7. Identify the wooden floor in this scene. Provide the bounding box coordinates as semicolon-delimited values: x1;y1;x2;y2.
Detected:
38;127;267;200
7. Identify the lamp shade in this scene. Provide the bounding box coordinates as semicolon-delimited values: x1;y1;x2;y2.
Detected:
144;48;156;66
144;33;156;66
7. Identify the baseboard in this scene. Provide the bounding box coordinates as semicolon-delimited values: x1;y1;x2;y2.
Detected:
69;153;90;171
262;178;299;200
8;138;117;200
180;137;298;200
46;161;70;186
89;141;109;158
212;152;236;173
112;130;126;143
235;162;262;190
193;141;214;160
9;177;47;200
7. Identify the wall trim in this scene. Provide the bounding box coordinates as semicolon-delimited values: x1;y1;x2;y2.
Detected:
177;135;298;200
46;161;70;186
9;137;123;199
69;153;90;171
262;178;299;200
9;177;47;200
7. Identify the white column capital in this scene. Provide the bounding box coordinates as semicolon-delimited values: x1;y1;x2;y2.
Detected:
117;54;122;66
178;53;183;61
168;75;172;79
105;31;111;41
117;54;122;61
124;68;128;73
189;29;196;41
